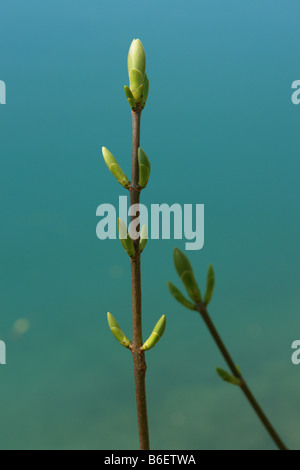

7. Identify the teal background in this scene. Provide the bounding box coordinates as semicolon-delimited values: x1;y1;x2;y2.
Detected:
0;0;299;450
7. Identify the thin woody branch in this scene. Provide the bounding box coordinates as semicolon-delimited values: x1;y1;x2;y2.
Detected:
197;303;288;451
104;39;164;451
130;108;150;450
168;247;288;451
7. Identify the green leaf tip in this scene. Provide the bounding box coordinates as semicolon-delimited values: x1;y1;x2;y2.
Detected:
129;69;144;100
107;312;132;349
204;264;215;305
102;147;131;189
173;248;201;304
138;148;151;188
117;218;136;258
141;74;149;108
167;281;196;310
140;225;148;253
124;86;137;110
216;368;241;386
141;315;167;351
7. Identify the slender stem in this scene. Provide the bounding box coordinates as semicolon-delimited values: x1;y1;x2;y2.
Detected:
130;108;150;450
197;304;288;451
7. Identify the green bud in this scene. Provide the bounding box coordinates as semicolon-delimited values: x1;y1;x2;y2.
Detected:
128;39;146;79
204;264;215;305
216;368;241;386
102;147;131;189
107;312;132;349
127;39;149;107
138;148;151;188
141;74;149;109
167;281;196;310
124;86;137;110
173;248;201;304
141;315;167;351
117;218;136;258
140;225;148;253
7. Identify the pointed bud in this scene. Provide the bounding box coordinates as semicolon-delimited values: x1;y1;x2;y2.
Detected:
128;39;146;79
216;368;241;386
117;218;136;258
204;264;215;305
102;147;131;189
141;315;167;351
138;148;151;188
107;312;132;349
167;282;196;310
127;39;149;107
140;225;148;253
173;248;201;304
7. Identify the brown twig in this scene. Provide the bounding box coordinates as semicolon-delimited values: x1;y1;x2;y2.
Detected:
197;303;288;451
130;108;150;450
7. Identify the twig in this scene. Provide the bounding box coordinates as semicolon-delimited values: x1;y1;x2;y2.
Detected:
197;303;288;451
130;108;150;450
